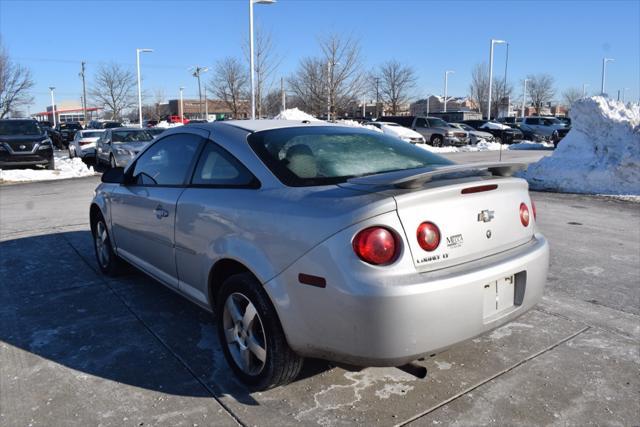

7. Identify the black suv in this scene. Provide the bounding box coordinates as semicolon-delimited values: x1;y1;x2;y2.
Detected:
460;120;524;144
55;122;83;145
0;119;54;169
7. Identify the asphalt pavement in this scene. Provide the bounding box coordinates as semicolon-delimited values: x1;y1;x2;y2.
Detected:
0;150;638;426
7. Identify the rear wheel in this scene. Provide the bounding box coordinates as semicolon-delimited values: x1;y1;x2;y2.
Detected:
216;273;303;390
92;214;125;276
430;135;443;147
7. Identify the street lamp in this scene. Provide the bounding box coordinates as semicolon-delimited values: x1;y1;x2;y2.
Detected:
600;57;614;96
521;78;530;118
49;86;56;127
582;83;589;97
190;66;209;119
136;48;153;128
443;70;454;113
249;0;276;120
179;87;184;123
487;39;507;120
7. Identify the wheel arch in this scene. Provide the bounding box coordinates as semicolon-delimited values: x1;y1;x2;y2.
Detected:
208;258;264;309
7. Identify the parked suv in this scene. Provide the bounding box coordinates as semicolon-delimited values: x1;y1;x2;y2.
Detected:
55;122;83;145
520;117;569;145
0;119;54;169
461;120;524;144
382;116;469;146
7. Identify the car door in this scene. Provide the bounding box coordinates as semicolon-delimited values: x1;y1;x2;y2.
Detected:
109;131;206;288
174;140;259;305
96;130;111;163
413;117;431;139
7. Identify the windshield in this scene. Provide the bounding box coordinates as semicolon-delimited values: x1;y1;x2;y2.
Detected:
0;120;42;136
543;118;563;125
248;127;453;187
111;130;154;144
429;118;449;127
81;131;103;138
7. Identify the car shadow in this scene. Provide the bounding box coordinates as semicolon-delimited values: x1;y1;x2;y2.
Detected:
0;230;333;406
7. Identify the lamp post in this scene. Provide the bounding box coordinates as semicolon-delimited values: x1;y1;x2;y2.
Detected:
179;87;184;123
443;70;454;113
487;39;507;120
521;79;530;118
249;0;276;120
600;57;614;95
49;87;56;127
582;83;589;97
191;66;209;119
136;48;153;128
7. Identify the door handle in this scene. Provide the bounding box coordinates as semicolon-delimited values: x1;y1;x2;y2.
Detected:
154;205;169;219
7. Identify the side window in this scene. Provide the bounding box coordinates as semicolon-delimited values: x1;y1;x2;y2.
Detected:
191;141;257;187
130;133;203;186
415;118;427;128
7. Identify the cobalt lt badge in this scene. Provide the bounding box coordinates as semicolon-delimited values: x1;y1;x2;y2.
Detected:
486;230;492;239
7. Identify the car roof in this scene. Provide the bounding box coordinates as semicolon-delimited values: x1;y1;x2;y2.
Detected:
188;119;349;133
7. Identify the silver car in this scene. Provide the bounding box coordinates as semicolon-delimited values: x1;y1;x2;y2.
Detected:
69;129;105;159
449;123;495;144
95;127;155;168
91;120;549;390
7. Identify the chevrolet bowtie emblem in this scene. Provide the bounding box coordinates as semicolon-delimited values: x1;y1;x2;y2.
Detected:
477;210;495;223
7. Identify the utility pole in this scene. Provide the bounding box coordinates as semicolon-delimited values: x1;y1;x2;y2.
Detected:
191;66;209;119
601;57;614;95
179;87;184;123
444;70;454;113
204;86;208;121
79;61;88;123
49;87;57;127
487;39;507;120
521;79;530;118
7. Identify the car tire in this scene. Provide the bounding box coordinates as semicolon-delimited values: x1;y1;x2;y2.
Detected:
46;157;55;170
92;213;125;276
430;135;443;147
216;273;304;390
68;147;75;158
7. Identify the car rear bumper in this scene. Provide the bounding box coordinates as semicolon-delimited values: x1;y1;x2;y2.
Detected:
266;229;549;367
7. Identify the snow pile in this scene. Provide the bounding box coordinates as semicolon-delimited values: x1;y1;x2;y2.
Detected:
155;121;184;129
521;97;640;195
335;119;382;132
274;108;321;122
0;155;96;183
509;141;554;151
480;122;511;130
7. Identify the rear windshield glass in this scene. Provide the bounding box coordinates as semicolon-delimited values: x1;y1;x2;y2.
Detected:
0;120;42;136
112;130;154;144
248;126;453;187
81;131;103;138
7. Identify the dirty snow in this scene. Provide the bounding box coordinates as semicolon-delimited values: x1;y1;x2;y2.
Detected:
521;97;640;195
274;108;322;121
0;154;96;183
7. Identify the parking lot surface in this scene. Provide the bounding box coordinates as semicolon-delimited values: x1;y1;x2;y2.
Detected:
1;151;638;426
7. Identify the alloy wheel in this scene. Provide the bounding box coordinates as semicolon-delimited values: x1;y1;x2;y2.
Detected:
94;221;110;268
222;292;267;376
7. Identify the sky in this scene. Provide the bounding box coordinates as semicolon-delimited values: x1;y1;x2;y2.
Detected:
1;0;639;113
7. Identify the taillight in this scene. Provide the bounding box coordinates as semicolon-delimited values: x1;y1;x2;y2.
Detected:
417;222;440;251
531;200;537;220
352;227;398;265
519;203;530;227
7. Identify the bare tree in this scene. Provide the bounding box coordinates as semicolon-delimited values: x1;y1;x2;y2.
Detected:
468;63;489;118
491;78;513;118
288;34;364;117
0;41;35;118
244;29;280;118
376;60;417;115
262;88;283;117
89;63;136;120
527;74;555;114
209;57;248;118
561;87;582;110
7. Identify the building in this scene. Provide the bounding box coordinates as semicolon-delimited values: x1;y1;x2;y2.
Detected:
410;96;477;116
166;99;249;120
32;100;101;124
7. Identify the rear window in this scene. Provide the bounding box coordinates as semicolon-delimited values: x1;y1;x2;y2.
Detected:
104;122;123;129
81;131;103;138
112;130;154;143
248;127;452;187
0;120;42;136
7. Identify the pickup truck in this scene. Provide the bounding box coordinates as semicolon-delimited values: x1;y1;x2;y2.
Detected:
381;116;469;147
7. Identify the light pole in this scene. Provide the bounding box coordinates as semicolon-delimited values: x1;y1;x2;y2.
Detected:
191;66;209;119
327;61;332;120
443;70;454;113
521;79;530;118
601;57;614;95
249;0;276;120
582;83;589;97
179;87;184;123
49;86;56;127
487;39;507;120
136;48;153;127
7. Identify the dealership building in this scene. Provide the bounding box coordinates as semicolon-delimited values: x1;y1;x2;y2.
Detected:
32;100;102;124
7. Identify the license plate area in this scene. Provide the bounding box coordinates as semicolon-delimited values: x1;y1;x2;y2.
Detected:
483;275;515;319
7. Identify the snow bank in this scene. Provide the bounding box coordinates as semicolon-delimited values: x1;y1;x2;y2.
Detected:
155;121;184;128
0;154;96;183
480;122;511;130
274;108;321;121
509;141;554;151
335;119;382;132
521;97;640;195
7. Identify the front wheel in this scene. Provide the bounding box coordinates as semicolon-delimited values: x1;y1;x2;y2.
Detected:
92;215;125;276
216;273;303;390
430;135;443;147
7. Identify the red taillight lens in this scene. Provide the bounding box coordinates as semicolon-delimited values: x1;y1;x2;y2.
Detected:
531;200;537;220
417;222;441;251
352;227;398;265
520;203;530;226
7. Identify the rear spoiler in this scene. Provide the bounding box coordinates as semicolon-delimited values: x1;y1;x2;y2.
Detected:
348;162;526;189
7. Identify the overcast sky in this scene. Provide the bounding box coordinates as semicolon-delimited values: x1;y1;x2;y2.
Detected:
2;0;638;112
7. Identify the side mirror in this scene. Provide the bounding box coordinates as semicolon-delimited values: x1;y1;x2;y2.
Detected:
101;167;125;184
